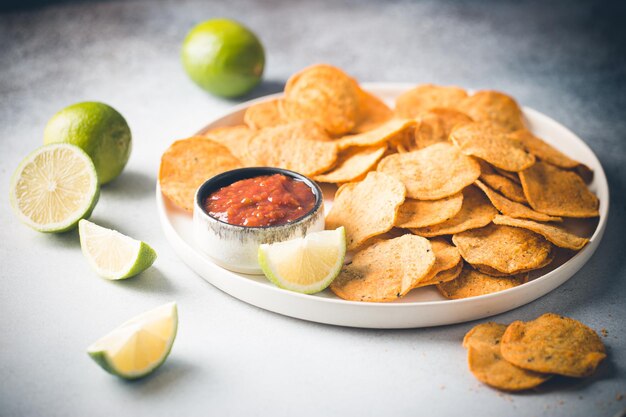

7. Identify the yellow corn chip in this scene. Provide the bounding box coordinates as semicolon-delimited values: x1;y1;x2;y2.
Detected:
326;172;406;250
378;142;481;200
330;234;436;302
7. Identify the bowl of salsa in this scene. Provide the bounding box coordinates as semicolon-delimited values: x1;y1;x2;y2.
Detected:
193;167;325;274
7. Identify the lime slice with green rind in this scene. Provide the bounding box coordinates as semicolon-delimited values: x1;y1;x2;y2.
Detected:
9;143;99;233
79;219;156;280
88;302;178;380
258;227;346;294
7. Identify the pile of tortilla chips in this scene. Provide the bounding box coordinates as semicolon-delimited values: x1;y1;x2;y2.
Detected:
463;314;606;391
159;64;599;302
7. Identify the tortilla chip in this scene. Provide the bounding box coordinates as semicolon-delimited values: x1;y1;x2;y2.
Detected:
519;161;599;218
464;323;550;391
330;234;436;302
395;193;463;229
243;99;286;130
475;180;562;222
335;118;415;150
412;112;446;150
353;88;393;133
377;142;481;200
493;215;589;250
451;122;536;172
410;186;497;237
459;90;525;132
437;266;528;299
314;145;387;183
326;172;406;250
282;64;358;135
493;166;521;184
452;224;553;275
472;252;554;277
416;258;463;287
159;137;243;212
202;125;255;163
395;84;468;118
245;121;337;176
411;238;461;288
410;109;474;151
508;129;580;169
575;164;594;184
478;160;527;203
428;108;474;134
501;313;606;378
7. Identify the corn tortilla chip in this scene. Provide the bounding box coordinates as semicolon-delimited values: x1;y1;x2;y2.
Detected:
314;145;387;183
475;180;562;222
493;215;589;250
330;234;436;302
245;121;337;176
493;167;521;184
243;99;286;130
353;88;393;133
326;172;406;250
472;252;554;277
395;193;463;229
452;224;553;275
282;64;358;135
412;112;446;150
159;137;243;212
437;266;528;299
335;118;415;150
416;258;463;287
410;186;496;237
411;109;473;150
508;129;580;169
464;323;550;391
519;161;599;218
459;90;525;132
202;125;255;164
501;313;606;378
428;108;474;134
478;160;527;203
378;142;481;200
395;84;468;118
451;122;536;172
411;238;461;288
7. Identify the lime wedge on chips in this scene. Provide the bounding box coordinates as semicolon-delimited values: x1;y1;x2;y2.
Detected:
87;302;178;380
79;219;156;280
258;227;346;294
9;143;99;233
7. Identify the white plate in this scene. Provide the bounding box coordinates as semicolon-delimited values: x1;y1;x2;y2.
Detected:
157;83;609;329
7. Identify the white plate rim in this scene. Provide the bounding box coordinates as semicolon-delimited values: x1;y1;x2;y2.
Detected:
157;82;609;328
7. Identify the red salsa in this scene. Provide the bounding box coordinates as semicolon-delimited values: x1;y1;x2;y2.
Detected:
205;174;316;227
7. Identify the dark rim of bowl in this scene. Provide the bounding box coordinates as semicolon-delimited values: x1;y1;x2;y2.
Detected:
195;167;324;230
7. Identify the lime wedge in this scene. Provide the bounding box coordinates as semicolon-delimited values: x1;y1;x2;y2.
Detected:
78;219;157;280
258;227;346;294
9;143;99;233
87;302;178;380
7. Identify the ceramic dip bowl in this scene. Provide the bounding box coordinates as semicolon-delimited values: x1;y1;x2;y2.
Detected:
193;167;325;275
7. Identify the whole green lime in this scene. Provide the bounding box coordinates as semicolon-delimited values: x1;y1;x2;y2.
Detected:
43;102;132;185
181;19;265;98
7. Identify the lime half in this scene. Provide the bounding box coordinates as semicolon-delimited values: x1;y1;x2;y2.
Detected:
88;302;178;380
258;227;346;294
78;219;157;280
9;143;99;233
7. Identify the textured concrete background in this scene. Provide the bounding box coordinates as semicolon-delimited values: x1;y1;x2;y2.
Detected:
1;1;625;416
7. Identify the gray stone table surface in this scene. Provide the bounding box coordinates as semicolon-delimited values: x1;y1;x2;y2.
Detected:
1;0;625;416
